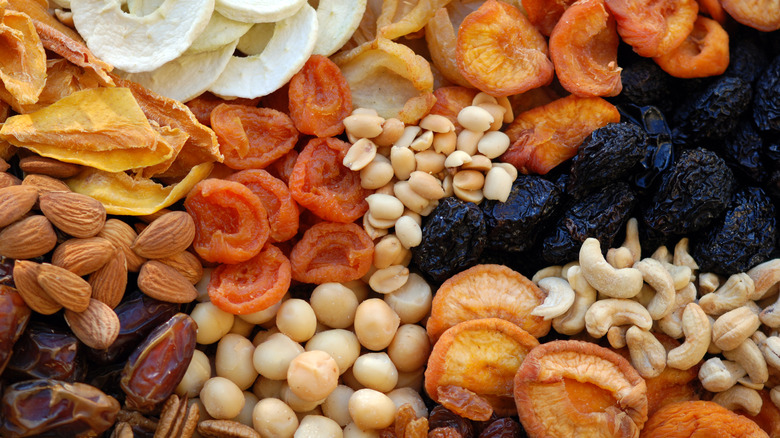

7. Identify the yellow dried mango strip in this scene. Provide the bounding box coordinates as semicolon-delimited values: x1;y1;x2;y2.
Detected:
0;7;47;105
0;100;14;160
138;124;191;178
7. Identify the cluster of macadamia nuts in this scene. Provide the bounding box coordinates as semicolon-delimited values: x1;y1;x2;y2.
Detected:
183;271;434;437
530;217;780;414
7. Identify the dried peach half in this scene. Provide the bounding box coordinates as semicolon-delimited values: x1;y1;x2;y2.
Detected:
653;16;729;79
377;0;452;41
425;7;472;88
522;0;578;36
428;86;479;134
642;401;768;438
605;0;698;58
721;0;780;31
425;318;540;417
514;340;648;438
455;0;554;97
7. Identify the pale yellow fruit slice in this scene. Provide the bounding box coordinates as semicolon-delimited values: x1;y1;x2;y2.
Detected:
311;0;367;56
215;0;305;23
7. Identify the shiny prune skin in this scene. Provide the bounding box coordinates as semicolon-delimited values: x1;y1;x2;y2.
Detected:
619;105;676;192
721;117;766;184
542;182;637;264
693;186;777;275
0;285;31;375
478;417;525;438
753;54;780;134
3;322;87;383
642;148;735;238
613;57;675;113
481;176;561;252
413;197;486;283
429;405;474;438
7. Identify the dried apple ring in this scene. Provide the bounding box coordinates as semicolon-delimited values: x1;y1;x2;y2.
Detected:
425;318;540;417
425;7;472;88
641;401;768;438
521;0;577;36
721;0;780;31
604;0;699;58
455;0;554;97
548;0;622;98
514;340;648;438
426;264;550;343
653;16;729;79
377;0;452;40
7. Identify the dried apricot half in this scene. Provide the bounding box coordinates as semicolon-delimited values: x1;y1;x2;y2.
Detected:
641;400;768;438
289;221;374;284
514;340;648;437
288;54;352;138
521;0;577;36
721;0;780;31
455;0;554;97
425;7;472;88
428;86;479;134
605;0;699;58
226;169;299;243
425;318;540;417
426;264;550;343
653;15;729;79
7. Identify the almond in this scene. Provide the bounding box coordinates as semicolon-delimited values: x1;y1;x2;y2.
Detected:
0;185;37;228
0;172;21;188
21;173;71;197
98;219;147;272
0;215;57;259
137;260;198;303
64;298;120;349
132;211;196;259
36;263;92;312
89;249;128;309
52;237;116;276
40;191;106;238
19;155;82;179
157;251;204;284
12;260;62;315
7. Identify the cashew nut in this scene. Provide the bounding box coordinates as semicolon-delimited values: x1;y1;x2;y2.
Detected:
633;258;676;320
657;283;697;339
633;283;655;308
699;357;747;392
552;266;597;336
579;238;643;299
532;265;562;284
560;261;579;282
662;262;693;291
712;384;763;416
626;325;667;378
650;245;672;264
607;325;629;349
723;338;769;386
607;246;634;269
618;217;641;264
584;299;652;338
699;273;753;317
673;238;699;272
712;306;762;351
531;277;575;320
772;387;780;409
667;303;710;370
760;295;780;328
747;258;780;300
698;272;721;295
707;315;723;355
762;336;780;370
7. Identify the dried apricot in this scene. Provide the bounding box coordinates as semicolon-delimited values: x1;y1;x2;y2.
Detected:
288;55;352;138
653;16;729;78
429;86;479;134
514;340;648;438
521;0;577;36
288;137;370;223
604;0;698;57
501;95;620;175
226;169;299;243
289;221;373;284
425;7;472;88
210;103;299;170
641;400;768;437
548;0;622;97
208;244;291;315
427;264;550;343
185;92;261;127
184;178;270;264
697;0;725;23
265;149;298;186
456;0;554;97
721;0;780;31
736;389;780;438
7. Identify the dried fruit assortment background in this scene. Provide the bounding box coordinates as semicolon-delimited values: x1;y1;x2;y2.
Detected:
1;0;780;437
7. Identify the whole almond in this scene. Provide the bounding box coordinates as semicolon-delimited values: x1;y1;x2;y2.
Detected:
132;211;196;259
40;191;106;238
0;215;57;259
22;173;71;197
157;251;203;284
64;298;120;349
89;249;128;309
0;172;21;188
0;185;37;228
52;237;116;276
137;260;198;303
12;260;62;315
19;155;82;179
36;263;92;312
98;219;146;272
137;208;174;224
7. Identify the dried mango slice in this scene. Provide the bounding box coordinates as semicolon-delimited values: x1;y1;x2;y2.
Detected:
0;7;46;105
377;0;453;40
426;264;550;343
514;340;648;438
425;7;471;88
138;125;192;178
424;318;540;417
0;101;13;160
642;401;768;438
66;162;213;216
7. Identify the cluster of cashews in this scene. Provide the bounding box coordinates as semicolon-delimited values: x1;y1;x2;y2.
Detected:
530;217;780;414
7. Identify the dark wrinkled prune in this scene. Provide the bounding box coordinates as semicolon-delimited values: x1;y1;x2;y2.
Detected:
754;54;780;134
642;148;736;238
765;142;780;203
566;122;648;197
413;197;486;283
721;117;765;184
481;175;561;252
693;186;777;275
0;285;31;375
429;405;475;438
613;57;675;113
725;32;769;84
542;182;637;264
619;105;676;191
478;417;525;438
4;322;87;383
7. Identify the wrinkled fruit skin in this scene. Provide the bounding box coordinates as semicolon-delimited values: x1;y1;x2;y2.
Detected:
613;57;675;113
428;405;475;438
721;117;766;184
4;322;87;383
753;54;780;133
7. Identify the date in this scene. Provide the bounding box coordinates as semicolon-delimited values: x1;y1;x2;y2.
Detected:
4;322;87;383
0;285;31;374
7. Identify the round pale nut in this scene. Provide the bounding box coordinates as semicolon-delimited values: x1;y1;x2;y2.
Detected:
374;234;405;269
456;129;483;155
433;131;457;155
409;130;434;152
372;118;405;147
359;156;394;190
394;216;422;249
444;150;472;168
496;95;514;123
483;166;513;202
390;146;416;181
477;103;506;131
472;92;497;106
477;131;511;159
407;171;445;200
393;181;430;214
442;174;454;198
369;265;410;294
348;389;397;430
419;114;455;133
461;154;493;172
492;162;518;181
452;170;485;191
343;138;377;171
365;193;404;221
287;350;340;402
452;186;484;204
414;150;446;174
393;125;422;149
343;114;385;139
457;105;493;132
366;211;396;230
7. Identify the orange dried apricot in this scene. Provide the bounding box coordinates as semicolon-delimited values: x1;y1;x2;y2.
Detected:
522;0;577;36
426;264;550;343
289;221;374;284
549;0;622;97
697;0;726;23
641;400;768;438
265;149;298;186
184;178;269;264
456;0;554;97
605;0;699;57
210;103;299;170
721;0;780;31
425;318;540;417
736;389;780;438
185;92;261;127
502;95;620;175
226;169;299;243
288;55;352;138
429;86;479;134
514;340;648;438
288;137;370;223
425;7;472;88
653;15;729;78
208;243;291;315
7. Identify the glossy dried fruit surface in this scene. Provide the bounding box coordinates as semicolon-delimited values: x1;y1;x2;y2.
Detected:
288;54;352;137
605;0;698;57
641;401;768;437
0;285;31;375
653;16;729;78
290;221;374;284
226;169;299;243
477;417;524;438
437;385;494;422
428;405;474;438
184;92;261;127
5;322;87;383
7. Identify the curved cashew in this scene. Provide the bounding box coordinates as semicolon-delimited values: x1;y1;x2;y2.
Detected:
633;283;654;308
707;315;722;355
662;262;693;291
650;245;672;263
579;238;643;299
584;299;652;338
607;325;629;349
699;357;746;392
699;273;753;316
626;326;667;378
673;238;699;272
712;306;762;351
561;261;579;281
657;283;697;339
552;266;597;336
667;303;710;370
532;265;562;284
633;258;675;320
712;384;763;416
747;258;780;300
772;387;780;409
760;295;780;328
723;338;769;386
607;246;634;269
531;277;575;320
762;336;780;370
698;272;721;296
619;217;641;264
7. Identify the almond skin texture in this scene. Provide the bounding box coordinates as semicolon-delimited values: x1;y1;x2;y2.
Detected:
89;249;128;309
0;172;21;188
64;298;120;349
36;263;92;312
157;251;204;285
98;219;146;272
21;173;71;197
19;155;82;179
12;260;62;315
137;260;198;303
0;215;57;259
132;211;196;259
0;185;38;228
40;191;106;238
52;237;116;276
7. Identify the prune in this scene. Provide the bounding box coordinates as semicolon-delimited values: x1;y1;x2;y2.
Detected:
481;176;562;252
753;54;780;134
429;405;474;438
617;105;676;192
721;117;765;184
4;322;87;383
0;379;119;438
693;186;777;275
725;31;769;84
0;286;31;375
412;197;486;283
642;148;736;237
566;122;648;197
542;182;637;264
478;417;525;438
613;57;675;112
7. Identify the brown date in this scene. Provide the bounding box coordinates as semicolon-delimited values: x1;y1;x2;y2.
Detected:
429;405;475;438
0;285;31;374
120;312;197;413
4;322;87;383
0;379;120;437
